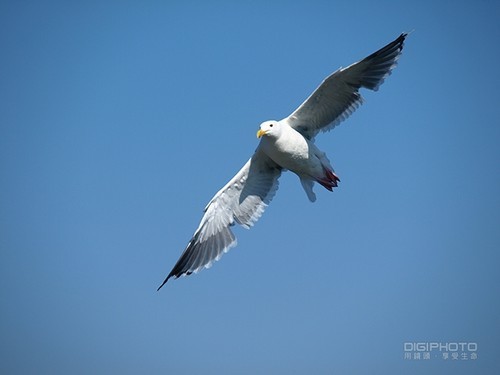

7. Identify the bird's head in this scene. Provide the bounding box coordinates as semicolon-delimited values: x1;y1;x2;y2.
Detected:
257;120;281;139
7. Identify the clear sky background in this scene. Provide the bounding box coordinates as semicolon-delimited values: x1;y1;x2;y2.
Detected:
1;1;499;374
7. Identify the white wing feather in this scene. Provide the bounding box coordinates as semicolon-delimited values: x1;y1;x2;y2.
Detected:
157;149;281;288
284;33;407;140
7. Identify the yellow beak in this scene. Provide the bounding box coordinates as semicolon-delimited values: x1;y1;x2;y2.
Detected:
256;129;267;138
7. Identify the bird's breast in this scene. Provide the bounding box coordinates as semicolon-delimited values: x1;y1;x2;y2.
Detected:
260;132;319;175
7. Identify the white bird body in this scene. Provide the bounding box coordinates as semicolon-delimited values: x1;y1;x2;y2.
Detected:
158;33;408;289
258;121;313;173
257;120;337;202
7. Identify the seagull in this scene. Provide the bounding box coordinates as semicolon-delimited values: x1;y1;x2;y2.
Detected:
158;33;407;290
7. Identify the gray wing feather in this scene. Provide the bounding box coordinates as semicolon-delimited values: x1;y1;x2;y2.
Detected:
157;150;281;289
285;33;407;140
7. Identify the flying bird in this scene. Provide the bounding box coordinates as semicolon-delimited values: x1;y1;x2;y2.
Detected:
158;33;407;289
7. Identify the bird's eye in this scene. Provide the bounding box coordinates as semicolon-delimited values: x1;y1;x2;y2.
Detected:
270;124;273;127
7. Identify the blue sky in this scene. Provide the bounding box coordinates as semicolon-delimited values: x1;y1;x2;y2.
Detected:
1;1;499;374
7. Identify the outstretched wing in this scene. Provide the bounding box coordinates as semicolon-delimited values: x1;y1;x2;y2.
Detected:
284;33;407;140
157;149;281;289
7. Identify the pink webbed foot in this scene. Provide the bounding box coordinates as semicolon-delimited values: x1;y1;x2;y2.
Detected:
315;168;340;191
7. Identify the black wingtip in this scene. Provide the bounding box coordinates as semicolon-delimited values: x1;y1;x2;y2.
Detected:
156;274;172;291
391;32;407;51
397;31;411;48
